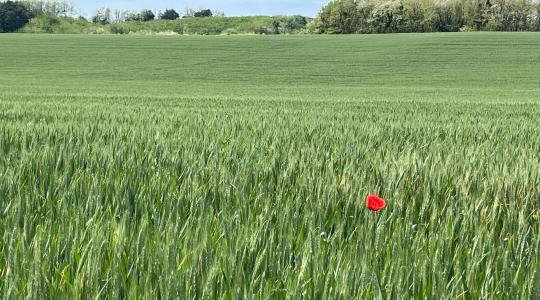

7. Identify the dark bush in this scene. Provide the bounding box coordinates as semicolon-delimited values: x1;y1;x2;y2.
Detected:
109;24;129;34
254;26;270;34
0;1;30;32
172;23;184;34
139;10;155;22
160;9;179;20
271;19;280;34
194;9;212;18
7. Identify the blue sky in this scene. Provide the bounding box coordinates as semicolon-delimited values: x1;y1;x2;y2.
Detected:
72;1;329;18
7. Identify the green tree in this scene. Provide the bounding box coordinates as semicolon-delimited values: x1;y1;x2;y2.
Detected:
463;0;491;30
139;9;155;22
282;15;308;33
0;1;30;32
370;1;406;33
536;2;540;30
194;9;213;18
312;0;363;34
271;19;281;34
402;0;427;32
160;9;179;20
430;0;466;32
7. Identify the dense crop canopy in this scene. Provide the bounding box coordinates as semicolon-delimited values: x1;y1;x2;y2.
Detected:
0;33;539;298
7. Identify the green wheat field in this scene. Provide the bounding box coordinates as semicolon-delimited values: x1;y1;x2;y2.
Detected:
1;33;539;298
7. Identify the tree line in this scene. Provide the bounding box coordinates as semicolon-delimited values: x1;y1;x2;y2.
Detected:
311;0;540;33
1;0;308;35
91;8;224;25
5;0;540;34
0;1;227;32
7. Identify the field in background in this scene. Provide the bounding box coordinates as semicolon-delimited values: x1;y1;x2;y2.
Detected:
1;33;539;298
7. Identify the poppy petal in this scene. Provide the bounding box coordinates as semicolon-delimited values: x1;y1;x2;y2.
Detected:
366;194;386;211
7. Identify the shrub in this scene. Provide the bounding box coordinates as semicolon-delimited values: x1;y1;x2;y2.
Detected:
21;14;103;34
172;23;184;34
254;26;270;34
431;1;465;32
28;13;59;33
109;24;129;34
271;19;280;34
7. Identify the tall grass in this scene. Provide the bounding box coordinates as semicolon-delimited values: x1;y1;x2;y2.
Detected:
0;33;539;298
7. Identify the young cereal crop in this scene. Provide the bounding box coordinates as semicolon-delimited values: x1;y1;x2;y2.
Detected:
0;33;539;298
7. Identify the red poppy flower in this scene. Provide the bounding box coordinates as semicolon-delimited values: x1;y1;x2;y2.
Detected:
366;194;386;211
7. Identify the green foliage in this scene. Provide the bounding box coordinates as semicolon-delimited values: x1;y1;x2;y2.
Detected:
431;0;466;32
312;0;363;33
537;3;540;30
23;13;58;32
0;33;540;298
139;9;155;22
160;9;179;20
193;9;213;18
265;16;308;34
311;0;540;33
254;26;270;34
0;1;30;32
370;1;406;33
282;15;308;33
271;19;280;34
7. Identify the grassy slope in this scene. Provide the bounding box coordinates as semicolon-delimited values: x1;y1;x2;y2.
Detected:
0;33;539;298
